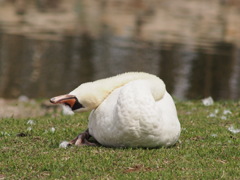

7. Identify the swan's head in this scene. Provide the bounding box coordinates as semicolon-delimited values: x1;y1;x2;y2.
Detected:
50;82;105;112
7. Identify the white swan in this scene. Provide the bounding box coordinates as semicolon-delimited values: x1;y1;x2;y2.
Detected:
50;72;181;148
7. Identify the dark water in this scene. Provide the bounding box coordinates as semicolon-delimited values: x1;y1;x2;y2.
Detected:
0;32;239;100
1;0;240;100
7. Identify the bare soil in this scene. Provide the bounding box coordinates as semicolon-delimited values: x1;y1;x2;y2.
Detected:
0;98;60;118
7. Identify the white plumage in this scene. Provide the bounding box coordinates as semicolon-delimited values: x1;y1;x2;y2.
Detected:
70;72;181;147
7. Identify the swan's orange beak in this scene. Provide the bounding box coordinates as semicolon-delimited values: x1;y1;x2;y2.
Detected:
50;94;76;108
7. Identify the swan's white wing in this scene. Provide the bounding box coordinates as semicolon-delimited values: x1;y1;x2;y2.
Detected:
89;80;180;147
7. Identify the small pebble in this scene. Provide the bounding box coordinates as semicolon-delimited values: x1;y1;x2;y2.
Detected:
50;127;55;133
208;113;216;118
202;97;214;106
223;110;232;115
18;95;29;102
211;134;217;137
1;132;10;136
27;120;35;125
214;109;219;114
220;116;227;120
59;141;70;148
228;125;240;134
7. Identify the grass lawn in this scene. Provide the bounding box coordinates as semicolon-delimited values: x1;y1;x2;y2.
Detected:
0;100;240;179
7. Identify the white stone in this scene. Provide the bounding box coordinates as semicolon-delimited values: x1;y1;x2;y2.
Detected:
220;116;227;120
59;141;69;148
211;134;217;137
18;95;29;102
228;125;240;134
50;127;55;133
27;127;32;131
223;110;232;115
27;120;35;125
202;97;214;106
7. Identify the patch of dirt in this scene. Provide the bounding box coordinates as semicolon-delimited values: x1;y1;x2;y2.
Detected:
0;98;61;118
0;174;5;180
124;164;155;173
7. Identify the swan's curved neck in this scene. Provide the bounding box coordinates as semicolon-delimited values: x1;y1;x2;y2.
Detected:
70;72;166;110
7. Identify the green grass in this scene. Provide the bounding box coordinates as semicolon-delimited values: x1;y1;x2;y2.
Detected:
0;100;240;179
